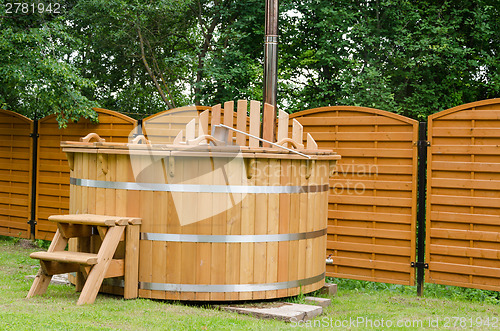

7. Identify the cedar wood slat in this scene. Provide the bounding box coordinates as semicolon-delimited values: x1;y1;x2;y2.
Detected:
431;178;500;190
429;244;500;260
430;211;500;226
329;210;412;224
328;241;412;256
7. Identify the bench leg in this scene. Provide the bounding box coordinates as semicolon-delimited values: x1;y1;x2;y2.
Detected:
26;229;68;299
26;269;52;298
75;236;91;292
77;226;125;305
124;224;140;299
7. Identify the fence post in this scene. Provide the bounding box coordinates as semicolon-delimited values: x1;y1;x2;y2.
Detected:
416;121;429;296
28;119;39;239
137;119;143;136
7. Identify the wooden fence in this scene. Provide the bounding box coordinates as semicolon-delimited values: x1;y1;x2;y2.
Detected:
143;106;209;144
0;110;33;238
290;107;419;285
35;109;137;239
3;99;500;293
426;99;500;292
0;108;137;240
143;102;249;144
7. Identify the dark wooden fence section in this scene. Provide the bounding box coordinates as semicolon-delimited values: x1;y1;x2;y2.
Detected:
291;106;419;285
426;99;500;291
0;110;33;238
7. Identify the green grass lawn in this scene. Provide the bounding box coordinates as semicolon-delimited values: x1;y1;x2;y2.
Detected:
1;236;499;330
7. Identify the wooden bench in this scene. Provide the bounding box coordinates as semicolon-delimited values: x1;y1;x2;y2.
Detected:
27;214;141;305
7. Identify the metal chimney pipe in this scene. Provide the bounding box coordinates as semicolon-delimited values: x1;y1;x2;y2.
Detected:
263;0;278;141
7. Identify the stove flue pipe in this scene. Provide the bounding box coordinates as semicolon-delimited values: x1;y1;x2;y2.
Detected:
262;0;278;142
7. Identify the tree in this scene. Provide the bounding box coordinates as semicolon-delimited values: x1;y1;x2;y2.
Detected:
279;0;356;111
2;0;497;122
0;1;98;126
69;0;267;113
280;0;500;119
69;0;195;116
71;0;267;111
190;0;265;106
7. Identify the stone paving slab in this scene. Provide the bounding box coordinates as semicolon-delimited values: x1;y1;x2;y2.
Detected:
221;302;323;322
320;283;337;296
304;296;331;307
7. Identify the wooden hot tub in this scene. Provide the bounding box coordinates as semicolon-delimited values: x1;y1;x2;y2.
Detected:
63;106;339;301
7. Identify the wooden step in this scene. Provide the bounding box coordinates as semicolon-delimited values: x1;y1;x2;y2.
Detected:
30;251;99;265
27;215;141;305
48;214;140;226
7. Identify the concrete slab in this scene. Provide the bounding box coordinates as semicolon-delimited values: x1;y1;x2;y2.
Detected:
304;296;331;307
289;303;323;320
222;302;323;322
319;283;337;296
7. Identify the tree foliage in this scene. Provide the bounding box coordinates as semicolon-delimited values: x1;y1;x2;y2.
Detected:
69;0;194;116
193;0;265;106
63;0;265;117
0;1;97;126
280;0;500;118
0;0;498;123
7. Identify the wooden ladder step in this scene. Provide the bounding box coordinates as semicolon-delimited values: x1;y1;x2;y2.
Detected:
30;251;99;265
27;214;142;305
48;214;140;226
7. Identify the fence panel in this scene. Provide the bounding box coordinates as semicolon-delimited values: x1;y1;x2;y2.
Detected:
291;106;418;285
426;99;500;291
0;110;33;238
143;104;250;144
143;106;210;144
35;108;137;239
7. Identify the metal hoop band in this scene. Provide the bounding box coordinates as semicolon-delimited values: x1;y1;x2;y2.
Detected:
141;228;326;243
70;177;328;194
139;272;325;293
